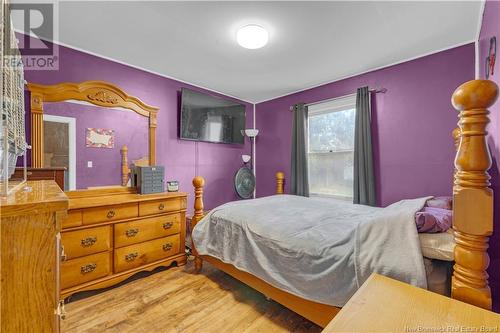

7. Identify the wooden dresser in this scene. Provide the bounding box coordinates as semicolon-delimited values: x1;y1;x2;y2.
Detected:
1;180;68;333
60;187;187;298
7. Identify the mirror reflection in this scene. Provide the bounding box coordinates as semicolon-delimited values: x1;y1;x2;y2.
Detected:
42;101;149;190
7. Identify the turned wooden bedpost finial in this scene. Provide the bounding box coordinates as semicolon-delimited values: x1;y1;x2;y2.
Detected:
276;172;285;194
451;79;498;310
121;145;129;186
192;176;205;272
192;176;205;223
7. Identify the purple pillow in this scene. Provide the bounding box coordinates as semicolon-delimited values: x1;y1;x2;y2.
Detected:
415;207;452;233
425;196;452;210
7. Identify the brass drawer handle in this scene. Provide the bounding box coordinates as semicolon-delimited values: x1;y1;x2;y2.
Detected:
125;228;139;237
61;245;67;262
81;263;97;274
162;242;173;251
125;252;138;262
81;236;97;247
57;300;67;320
158;203;165;211
107;210;116;219
163;222;174;230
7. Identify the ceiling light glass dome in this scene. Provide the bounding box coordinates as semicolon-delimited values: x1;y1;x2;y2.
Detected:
236;25;269;49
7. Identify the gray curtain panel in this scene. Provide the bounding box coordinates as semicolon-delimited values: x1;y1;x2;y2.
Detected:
291;103;309;196
353;87;377;206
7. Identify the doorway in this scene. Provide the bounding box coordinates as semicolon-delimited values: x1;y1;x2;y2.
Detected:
43;114;76;190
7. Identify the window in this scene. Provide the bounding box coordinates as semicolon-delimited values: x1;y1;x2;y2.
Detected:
308;95;356;199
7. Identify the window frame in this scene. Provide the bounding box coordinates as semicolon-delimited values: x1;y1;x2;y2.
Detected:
307;95;357;199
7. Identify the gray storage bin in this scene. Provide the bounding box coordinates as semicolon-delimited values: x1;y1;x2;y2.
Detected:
133;166;165;194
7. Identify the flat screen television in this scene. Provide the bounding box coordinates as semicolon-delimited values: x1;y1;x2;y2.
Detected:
180;88;246;144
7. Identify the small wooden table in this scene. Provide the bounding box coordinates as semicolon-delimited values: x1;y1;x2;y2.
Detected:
322;274;500;332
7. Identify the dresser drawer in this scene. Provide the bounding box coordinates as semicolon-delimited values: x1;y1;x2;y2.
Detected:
114;213;182;248
62;210;82;229
61;226;112;260
61;252;111;290
83;203;138;224
139;198;185;216
114;235;180;273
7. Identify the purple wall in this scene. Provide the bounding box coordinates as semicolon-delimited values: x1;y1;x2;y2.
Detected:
255;44;475;207
478;0;500;312
23;42;254;212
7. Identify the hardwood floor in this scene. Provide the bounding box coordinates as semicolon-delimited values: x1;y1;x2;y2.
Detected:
61;259;321;333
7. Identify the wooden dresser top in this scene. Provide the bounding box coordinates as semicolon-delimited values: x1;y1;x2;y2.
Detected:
0;180;68;217
66;188;187;210
322;274;500;332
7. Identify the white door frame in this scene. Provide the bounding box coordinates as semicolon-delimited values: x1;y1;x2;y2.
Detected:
43;114;76;190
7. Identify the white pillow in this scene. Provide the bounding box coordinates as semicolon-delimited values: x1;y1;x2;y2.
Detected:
419;229;455;261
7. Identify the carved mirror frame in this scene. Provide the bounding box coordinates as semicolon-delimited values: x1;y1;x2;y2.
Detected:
27;80;158;176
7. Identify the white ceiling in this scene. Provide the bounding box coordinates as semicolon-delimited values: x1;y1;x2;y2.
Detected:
14;1;482;103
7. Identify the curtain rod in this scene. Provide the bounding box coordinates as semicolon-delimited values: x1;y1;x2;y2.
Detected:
289;87;387;111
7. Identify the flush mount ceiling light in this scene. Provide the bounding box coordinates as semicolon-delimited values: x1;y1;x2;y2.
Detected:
236;25;269;49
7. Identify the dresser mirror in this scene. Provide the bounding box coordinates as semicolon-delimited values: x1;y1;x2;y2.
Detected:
27;81;158;190
43;101;149;190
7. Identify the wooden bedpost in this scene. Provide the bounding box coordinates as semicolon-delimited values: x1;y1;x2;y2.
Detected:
451;79;498;310
276;172;285;194
121;145;129;186
452;127;461;150
192;176;205;272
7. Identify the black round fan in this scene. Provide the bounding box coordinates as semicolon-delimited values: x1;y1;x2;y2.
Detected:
234;166;255;199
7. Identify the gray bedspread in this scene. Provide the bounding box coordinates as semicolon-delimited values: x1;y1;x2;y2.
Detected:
192;195;429;306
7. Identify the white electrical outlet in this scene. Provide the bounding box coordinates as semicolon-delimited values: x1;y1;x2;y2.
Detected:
87;161;93;168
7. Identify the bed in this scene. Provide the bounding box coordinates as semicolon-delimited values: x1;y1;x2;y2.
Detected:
190;79;498;327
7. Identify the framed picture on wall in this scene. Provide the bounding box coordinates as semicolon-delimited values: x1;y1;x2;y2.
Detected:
86;128;115;148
